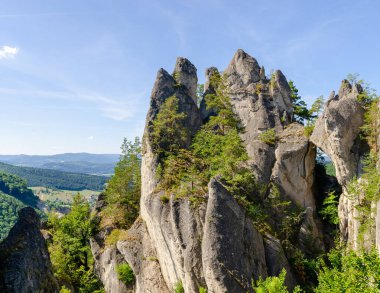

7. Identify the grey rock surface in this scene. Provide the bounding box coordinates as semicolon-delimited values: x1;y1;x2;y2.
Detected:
202;178;267;293
0;207;59;293
310;80;365;248
224;49;293;185
90;193;130;293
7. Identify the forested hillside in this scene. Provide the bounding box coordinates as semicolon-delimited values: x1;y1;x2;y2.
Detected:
0;153;118;175
0;172;39;240
0;162;108;191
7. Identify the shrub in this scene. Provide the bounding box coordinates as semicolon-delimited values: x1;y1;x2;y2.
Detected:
60;286;71;293
316;247;380;292
253;268;302;292
105;229;128;247
174;280;184;293
199;286;207;293
160;195;170;203
116;263;135;285
259;128;276;145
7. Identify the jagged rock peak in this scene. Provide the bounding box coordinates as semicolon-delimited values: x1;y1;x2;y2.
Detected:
0;207;59;293
225;49;261;86
173;57;198;103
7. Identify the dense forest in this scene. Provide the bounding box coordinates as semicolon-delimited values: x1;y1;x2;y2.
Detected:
0;162;108;191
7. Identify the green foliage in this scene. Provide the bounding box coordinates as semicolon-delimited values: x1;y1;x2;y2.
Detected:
160;195;170;203
319;191;339;225
303;121;314;137
253;269;302;292
60;286;71;293
0;191;26;240
308;96;324;118
347;73;378;108
0;172;40;240
0;171;39;207
199;286;207;293
259;128;276;145
102;137;141;229
48;194;103;292
174;280;184;293
316;247;380;293
289;80;311;123
0;162;107;191
150;95;188;159
196;83;204;106
156;72;256;202
323;162;336;177
116;263;135;285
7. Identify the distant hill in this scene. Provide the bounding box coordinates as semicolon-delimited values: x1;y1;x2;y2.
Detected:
0;162;108;191
0;153;119;175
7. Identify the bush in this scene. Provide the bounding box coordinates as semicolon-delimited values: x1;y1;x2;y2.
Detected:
174;280;184;293
105;229;128;247
60;286;71;293
316;247;380;292
116;263;135;285
160;195;170;203
259;128;276;145
253;268;302;292
199;286;207;293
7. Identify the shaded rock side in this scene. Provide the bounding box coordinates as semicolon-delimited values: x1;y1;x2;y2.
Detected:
0;207;59;293
202;178;267;293
310;80;365;247
272;123;324;251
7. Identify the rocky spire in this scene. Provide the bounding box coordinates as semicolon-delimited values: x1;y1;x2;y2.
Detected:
0;207;59;293
173;57;198;104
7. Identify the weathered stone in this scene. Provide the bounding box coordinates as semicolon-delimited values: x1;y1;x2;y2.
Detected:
0;207;59;293
117;218;170;293
310;80;365;247
200;67;219;121
224;49;293;185
90;193;130;293
202;178;267;293
263;234;296;290
173;57;198;103
272;123;316;209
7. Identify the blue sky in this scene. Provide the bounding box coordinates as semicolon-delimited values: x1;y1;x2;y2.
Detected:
0;0;379;155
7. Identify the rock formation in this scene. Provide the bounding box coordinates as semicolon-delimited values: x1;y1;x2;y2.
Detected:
0;207;59;293
310;81;366;249
92;50;328;292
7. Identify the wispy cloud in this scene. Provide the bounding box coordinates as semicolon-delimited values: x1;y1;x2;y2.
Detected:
0;87;146;121
0;46;19;59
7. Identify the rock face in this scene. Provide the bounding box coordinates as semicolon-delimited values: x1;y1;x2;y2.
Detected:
310;80;365;248
0;207;59;293
202;178;267;293
92;50;327;292
90;193;130;293
223;49;293;185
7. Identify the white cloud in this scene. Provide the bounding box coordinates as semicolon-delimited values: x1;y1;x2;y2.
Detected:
0;46;19;59
87;136;94;140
